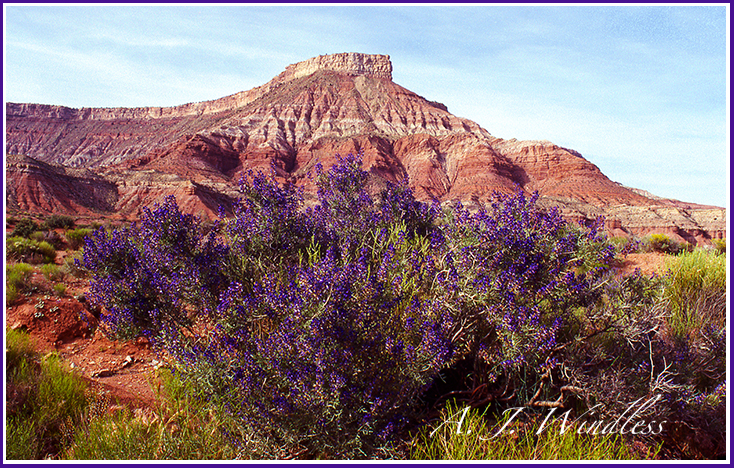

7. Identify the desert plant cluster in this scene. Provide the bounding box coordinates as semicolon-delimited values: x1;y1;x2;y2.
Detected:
5;154;727;460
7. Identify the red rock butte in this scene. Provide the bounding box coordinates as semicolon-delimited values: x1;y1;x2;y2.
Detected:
5;52;725;244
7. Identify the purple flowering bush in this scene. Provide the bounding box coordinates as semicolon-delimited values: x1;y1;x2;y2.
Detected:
85;155;457;457
438;190;615;401
82;153;724;458
202;158;457;456
82;197;228;343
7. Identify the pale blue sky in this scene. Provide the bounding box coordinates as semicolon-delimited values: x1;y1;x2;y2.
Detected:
3;4;729;207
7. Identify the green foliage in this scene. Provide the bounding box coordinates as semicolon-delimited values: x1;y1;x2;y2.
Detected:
30;231;46;242
6;327;36;368
643;234;690;255
6;263;35;303
36;354;89;422
6;417;39;459
11;218;41;238
41;263;65;282
28;230;66;250
65;228;92;250
53;283;67;297
711;238;725;255
7;236;57;264
65;370;261;460
663;249;726;336
42;214;76;230
609;236;640;254
6;329;89;459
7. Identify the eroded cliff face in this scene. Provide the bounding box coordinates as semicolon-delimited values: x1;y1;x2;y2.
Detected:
5;53;725;244
281;52;393;81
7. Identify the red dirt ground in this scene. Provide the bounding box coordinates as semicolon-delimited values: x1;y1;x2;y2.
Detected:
6;251;161;409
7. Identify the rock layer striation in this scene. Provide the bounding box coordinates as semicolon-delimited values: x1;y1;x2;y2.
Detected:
5;53;725;244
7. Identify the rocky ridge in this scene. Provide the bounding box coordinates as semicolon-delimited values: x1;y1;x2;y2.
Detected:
5;53;726;244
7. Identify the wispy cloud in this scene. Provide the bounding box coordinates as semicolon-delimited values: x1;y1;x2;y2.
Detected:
3;4;727;206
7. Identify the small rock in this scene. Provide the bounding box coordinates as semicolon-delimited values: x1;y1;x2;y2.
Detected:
92;369;115;378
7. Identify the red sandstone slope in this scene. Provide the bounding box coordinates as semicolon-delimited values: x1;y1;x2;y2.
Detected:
5;53;725;243
6;155;117;216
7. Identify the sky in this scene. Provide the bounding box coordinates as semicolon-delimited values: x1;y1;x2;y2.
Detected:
3;3;730;207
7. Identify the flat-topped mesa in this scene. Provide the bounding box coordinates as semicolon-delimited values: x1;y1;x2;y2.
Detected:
281;52;393;81
6;53;394;121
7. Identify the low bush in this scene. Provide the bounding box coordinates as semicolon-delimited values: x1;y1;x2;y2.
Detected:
643;234;690;255
30;231;45;243
65;228;92;250
11;218;41;238
6;263;35;303
32;230;67;250
609;235;640;255
53;283;67;297
42;214;76;230
6;326;36;367
711;238;725;255
41;263;65;282
7;237;57;264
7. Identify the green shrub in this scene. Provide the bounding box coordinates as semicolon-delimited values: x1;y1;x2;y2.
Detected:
11;218;41;238
7;237;56;264
65;228;92;250
29;231;45;242
53;283;67;297
663;249;726;336
6;327;36;368
711;238;725;255
6;417;39;460
41;263;65;282
643;234;690;255
28;230;66;250
6;263;34;303
42;214;75;230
